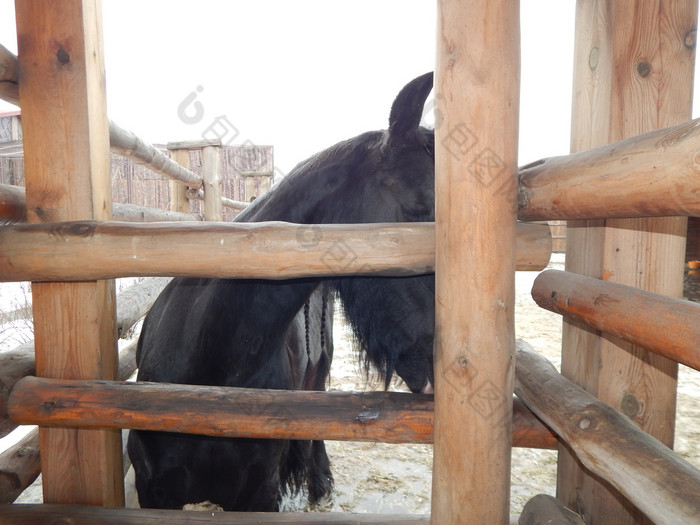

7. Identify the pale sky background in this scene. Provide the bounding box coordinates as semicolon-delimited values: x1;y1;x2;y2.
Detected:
0;1;697;176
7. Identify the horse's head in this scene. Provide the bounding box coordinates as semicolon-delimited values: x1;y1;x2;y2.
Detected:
239;72;435;225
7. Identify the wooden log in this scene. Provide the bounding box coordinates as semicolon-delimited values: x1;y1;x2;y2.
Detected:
0;344;137;504
0;220;550;282
108;121;203;189
518;495;584;525
170;149;193;215
16;0;124;505
7;376;554;450
0;184;26;224
0;339;138;440
559;2;696;522
167;138;222;150
202;145;222;221
1;183;201;223
0;43;19;106
518;118;700;221
0;505;431;525
0;344;35;438
187;187;249;211
433;0;520;522
116;277;172;338
532;270;700;371
112;202;201;222
514;340;700;525
0;428;41;505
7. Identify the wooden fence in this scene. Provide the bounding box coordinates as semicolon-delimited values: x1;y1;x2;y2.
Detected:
0;1;699;524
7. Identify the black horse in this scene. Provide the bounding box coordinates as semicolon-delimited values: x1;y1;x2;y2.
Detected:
127;71;436;511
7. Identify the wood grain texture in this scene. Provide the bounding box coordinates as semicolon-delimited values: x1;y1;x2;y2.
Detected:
0;220;551;281
15;0;123;506
518;118;700;220
433;1;520;522
515;341;700;525
559;2;697;522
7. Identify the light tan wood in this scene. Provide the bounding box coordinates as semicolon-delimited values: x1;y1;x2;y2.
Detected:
202;145;222;220
519;118;700;220
0;183;201;223
515;341;700;525
433;1;520;523
109;121;203;189
169;149;192;215
559;2;696;523
0;427;40;504
0;221;550;281
8;376;556;449
186;187;249;210
15;0;123;506
532;270;700;371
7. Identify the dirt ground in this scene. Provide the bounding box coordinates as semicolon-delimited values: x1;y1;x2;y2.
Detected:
5;254;700;516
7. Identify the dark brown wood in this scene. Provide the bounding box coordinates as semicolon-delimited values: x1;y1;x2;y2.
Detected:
7;376;557;449
532;270;700;371
518;118;700;221
518;494;584;525
0;220;551;282
0;504;430;524
0;184;26;224
514;340;700;524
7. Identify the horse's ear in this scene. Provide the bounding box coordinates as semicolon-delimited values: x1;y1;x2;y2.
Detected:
385;72;434;149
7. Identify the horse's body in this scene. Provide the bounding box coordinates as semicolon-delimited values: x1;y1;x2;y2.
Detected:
128;72;436;511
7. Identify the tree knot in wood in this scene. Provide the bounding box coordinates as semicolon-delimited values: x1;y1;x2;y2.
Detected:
53;221;98;238
588;47;599;70
56;46;70;65
356;409;380;423
41;401;57;412
620;393;641;418
636;61;651;78
684;29;697;50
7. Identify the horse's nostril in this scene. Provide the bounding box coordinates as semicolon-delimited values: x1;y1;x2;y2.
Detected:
421;381;433;394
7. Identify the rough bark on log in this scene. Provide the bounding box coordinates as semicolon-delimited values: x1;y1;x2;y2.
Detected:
532;269;700;371
514;340;700;525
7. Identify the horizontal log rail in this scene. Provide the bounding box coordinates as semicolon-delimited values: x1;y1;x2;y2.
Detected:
514;340;700;525
0;505;433;525
186;187;249;211
0;220;551;282
0;183;201;224
7;376;557;449
0;274;151;439
518;118;700;221
531;270;700;371
0;343;137;503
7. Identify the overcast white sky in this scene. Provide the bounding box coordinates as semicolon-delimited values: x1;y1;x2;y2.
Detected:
0;1;697;176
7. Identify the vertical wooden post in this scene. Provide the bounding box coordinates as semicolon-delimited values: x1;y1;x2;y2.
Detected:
169;149;191;214
202;145;222;221
559;1;696;523
15;0;123;506
433;1;519;523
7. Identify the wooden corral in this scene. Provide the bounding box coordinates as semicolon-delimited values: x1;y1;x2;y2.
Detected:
0;0;699;524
